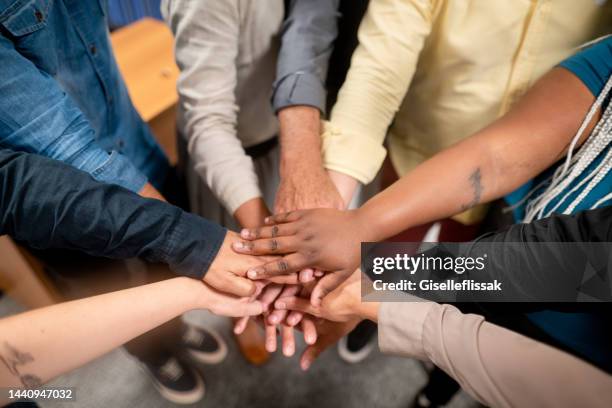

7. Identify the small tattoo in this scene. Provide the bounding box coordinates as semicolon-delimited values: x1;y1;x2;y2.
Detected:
269;239;279;251
461;168;483;211
21;374;42;388
0;342;41;388
278;260;289;272
271;226;279;238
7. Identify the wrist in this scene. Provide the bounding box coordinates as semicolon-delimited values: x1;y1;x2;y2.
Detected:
357;301;380;322
234;197;270;228
175;277;208;312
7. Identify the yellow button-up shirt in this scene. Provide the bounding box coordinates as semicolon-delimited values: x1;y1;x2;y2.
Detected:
323;0;612;208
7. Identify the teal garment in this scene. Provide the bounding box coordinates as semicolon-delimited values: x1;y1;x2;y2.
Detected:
505;36;612;372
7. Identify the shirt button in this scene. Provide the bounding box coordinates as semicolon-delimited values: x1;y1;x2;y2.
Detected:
90;45;97;55
117;140;125;149
34;10;44;22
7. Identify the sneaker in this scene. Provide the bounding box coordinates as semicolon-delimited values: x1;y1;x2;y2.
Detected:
337;320;377;363
146;356;205;404
181;324;228;365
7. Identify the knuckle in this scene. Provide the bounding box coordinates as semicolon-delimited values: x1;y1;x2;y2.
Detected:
277;259;290;273
269;239;279;252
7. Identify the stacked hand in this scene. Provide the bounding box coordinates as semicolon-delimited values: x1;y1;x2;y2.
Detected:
227;208;377;370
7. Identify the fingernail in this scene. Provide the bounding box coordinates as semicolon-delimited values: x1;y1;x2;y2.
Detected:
275;301;286;309
306;334;316;344
247;269;258;279
269;315;279;324
240;229;251;239
284;345;294;356
302;360;311;371
233;241;245;250
264;217;271;224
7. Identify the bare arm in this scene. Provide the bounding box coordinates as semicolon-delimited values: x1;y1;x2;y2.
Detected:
0;277;262;390
233;68;599;302
275;107;345;213
360;68;598;240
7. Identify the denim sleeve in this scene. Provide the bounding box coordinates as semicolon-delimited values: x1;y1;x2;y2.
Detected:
272;0;340;113
0;149;226;279
0;34;147;192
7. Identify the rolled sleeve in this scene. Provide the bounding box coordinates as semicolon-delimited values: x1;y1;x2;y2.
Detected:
91;151;147;192
325;0;433;183
164;0;263;214
272;0;340;113
0;34;146;192
321;121;387;184
273;71;328;113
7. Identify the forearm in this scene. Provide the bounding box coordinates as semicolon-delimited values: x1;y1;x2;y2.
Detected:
378;302;612;407
234;197;271;228
275;107;345;212
359;68;597;242
0;278;199;388
0;150;225;279
278;106;323;176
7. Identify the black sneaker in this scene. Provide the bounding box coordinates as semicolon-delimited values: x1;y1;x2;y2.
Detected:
181;324;227;365
337;320;377;363
146;356;205;404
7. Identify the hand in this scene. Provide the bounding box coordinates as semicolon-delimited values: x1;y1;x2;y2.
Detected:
275;167;345;214
276;106;345;213
188;278;265;318
234;283;317;356
274;270;365;323
206;231;298;297
232;208;367;304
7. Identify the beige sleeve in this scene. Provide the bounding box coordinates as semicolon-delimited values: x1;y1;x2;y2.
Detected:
322;0;435;184
378;302;612;408
162;0;261;214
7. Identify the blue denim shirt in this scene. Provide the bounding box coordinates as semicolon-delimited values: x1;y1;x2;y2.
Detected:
0;0;169;192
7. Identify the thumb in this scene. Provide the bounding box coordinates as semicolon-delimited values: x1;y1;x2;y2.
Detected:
214;298;264;318
310;272;347;306
224;274;257;297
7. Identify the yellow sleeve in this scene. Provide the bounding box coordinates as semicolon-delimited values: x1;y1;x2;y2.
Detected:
323;0;435;184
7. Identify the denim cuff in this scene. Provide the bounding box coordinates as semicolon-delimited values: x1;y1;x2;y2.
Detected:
91;150;147;192
272;71;326;113
165;211;227;280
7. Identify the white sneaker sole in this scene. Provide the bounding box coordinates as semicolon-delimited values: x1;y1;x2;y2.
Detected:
337;335;376;364
185;325;228;365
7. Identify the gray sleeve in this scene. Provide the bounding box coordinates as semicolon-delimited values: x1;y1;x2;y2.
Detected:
272;0;341;113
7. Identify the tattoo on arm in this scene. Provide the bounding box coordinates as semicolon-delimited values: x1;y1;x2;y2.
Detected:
461;168;483;211
0;342;42;388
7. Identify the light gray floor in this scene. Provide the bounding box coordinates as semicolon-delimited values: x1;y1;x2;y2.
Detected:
1;296;478;408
